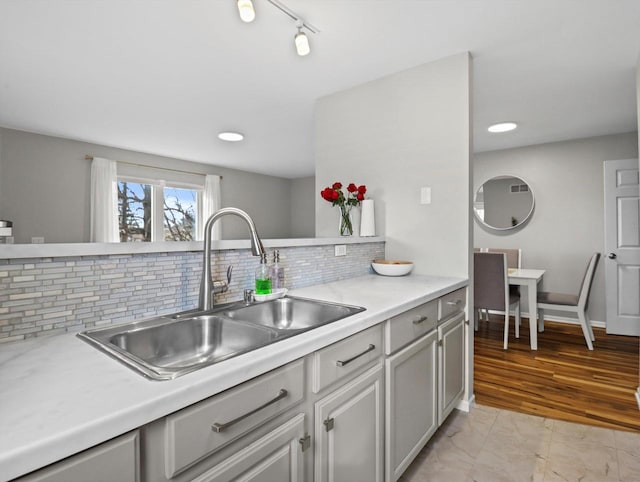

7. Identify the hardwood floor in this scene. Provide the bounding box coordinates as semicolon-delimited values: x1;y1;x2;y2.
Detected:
474;315;640;432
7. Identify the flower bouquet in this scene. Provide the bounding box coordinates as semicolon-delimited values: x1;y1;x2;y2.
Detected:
320;182;367;236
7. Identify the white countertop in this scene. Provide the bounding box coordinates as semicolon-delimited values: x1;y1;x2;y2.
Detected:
0;273;466;480
0;236;385;259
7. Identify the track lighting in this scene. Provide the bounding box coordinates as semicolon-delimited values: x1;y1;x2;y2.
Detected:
294;27;310;56
236;0;255;23
233;0;318;57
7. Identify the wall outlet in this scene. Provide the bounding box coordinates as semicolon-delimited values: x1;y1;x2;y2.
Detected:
334;244;347;256
31;237;44;244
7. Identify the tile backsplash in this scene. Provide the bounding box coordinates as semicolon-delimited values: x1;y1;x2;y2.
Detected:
0;242;384;343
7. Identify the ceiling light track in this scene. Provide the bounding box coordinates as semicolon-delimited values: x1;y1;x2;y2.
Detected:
264;0;320;34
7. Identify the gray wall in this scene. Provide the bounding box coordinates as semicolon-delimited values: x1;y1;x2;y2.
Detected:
290;176;315;238
474;132;639;324
315;53;472;278
0;128;313;243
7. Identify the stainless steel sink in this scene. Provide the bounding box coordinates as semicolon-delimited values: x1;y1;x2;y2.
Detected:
78;296;365;380
78;315;278;380
223;296;365;331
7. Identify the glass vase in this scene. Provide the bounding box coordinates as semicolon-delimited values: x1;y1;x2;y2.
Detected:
338;206;353;236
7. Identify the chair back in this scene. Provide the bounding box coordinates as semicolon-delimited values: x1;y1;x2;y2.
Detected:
474;252;509;311
578;253;600;309
487;248;521;269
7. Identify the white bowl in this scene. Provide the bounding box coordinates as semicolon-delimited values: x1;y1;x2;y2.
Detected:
371;260;414;276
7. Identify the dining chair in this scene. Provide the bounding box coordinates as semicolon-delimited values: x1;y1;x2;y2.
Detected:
537;252;601;350
477;248;521;321
487;248;522;269
474;252;521;349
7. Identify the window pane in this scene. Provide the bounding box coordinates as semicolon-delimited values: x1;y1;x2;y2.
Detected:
118;181;152;242
164;187;198;241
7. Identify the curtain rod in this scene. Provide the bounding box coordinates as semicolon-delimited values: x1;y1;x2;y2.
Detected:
84;155;222;179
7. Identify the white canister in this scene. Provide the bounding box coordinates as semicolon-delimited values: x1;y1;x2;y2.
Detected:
360;199;376;236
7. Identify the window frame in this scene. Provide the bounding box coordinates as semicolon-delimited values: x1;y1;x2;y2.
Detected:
117;174;204;242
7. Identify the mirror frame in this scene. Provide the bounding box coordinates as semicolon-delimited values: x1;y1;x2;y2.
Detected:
473;175;535;231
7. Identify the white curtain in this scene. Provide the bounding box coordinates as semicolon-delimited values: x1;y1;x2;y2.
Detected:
200;174;221;240
90;157;118;242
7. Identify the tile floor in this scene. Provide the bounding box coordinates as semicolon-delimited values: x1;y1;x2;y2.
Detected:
399;404;640;482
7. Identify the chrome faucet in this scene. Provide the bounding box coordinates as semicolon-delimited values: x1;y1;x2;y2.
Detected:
199;207;265;311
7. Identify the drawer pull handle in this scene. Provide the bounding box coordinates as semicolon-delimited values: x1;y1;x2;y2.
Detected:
336;344;376;367
211;389;288;433
412;315;428;325
446;299;462;306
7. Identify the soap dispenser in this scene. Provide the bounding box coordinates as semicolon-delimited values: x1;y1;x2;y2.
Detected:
271;250;284;291
255;253;272;295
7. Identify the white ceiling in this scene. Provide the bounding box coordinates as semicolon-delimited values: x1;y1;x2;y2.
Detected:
1;0;639;179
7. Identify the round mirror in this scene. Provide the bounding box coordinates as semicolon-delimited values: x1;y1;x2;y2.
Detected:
474;176;534;230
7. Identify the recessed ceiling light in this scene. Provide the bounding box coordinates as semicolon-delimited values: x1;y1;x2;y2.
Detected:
488;122;518;133
218;131;244;142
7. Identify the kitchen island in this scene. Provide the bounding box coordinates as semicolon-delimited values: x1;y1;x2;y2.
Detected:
0;273;467;481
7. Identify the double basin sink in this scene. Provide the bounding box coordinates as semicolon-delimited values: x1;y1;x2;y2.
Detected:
78;296;365;380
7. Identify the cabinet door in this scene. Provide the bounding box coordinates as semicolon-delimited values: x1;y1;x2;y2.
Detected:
385;330;438;482
18;431;139;482
192;413;306;482
314;364;384;482
438;313;465;425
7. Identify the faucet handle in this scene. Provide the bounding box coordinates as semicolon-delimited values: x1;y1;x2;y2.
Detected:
212;265;233;295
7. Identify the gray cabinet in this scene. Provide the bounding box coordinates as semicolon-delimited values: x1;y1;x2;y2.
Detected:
314;364;384;482
384;330;438;482
384;287;467;482
437;312;465;425
143;360;306;481
17;431;139;482
190;414;306;482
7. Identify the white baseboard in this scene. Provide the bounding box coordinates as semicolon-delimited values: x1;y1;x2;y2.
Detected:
481;310;605;328
457;394;475;413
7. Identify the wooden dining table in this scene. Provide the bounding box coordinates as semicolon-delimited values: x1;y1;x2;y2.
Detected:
507;268;546;350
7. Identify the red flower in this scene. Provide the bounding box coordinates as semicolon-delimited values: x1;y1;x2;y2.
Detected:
320;181;367;209
320;188;334;201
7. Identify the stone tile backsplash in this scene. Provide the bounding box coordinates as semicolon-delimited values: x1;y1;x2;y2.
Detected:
0;242;384;343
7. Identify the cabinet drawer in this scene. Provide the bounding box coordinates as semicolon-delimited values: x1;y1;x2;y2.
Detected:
311;324;382;394
384;300;438;354
438;287;466;321
18;431;139;482
164;359;304;478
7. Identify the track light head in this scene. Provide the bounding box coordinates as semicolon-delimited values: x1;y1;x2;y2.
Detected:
237;0;255;23
294;28;310;56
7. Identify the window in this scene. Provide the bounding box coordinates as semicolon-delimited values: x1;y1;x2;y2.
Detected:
116;164;207;242
118;181;152;242
163;187;198;241
117;182;200;242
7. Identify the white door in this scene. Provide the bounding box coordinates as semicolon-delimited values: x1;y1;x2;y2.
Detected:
604;159;640;336
314;365;384;482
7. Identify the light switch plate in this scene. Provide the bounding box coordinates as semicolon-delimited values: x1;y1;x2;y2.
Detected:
420;187;432;204
334;245;347;256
